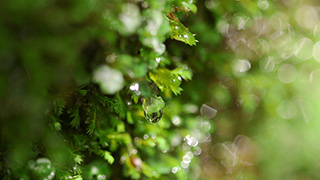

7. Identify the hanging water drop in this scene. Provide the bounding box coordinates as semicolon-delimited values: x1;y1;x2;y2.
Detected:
28;158;55;180
142;96;165;123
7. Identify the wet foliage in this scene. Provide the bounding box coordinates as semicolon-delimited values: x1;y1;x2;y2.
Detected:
2;0;320;180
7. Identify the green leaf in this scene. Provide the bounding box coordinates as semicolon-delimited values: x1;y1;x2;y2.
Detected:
72;175;83;180
95;94;126;119
74;154;83;164
168;17;197;46
107;133;132;145
100;151;115;164
50;115;62;131
86;107;96;135
182;1;197;13
70;106;80;128
116;122;126;133
141;162;159;178
149;68;183;95
131;92;140;104
172;67;193;80
53;98;66;116
126;111;134;124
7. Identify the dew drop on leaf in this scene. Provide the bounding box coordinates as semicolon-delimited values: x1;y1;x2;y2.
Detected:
142;96;165;123
28;158;55;180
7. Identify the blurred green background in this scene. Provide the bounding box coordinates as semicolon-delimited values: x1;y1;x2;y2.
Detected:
1;0;320;179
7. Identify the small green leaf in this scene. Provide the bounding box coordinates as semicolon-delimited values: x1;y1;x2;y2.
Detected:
149;69;183;95
72;175;83;180
182;1;197;13
172;67;193;80
116;122;126;133
74;154;83;164
86;107;96;135
50;115;62;131
54;122;61;131
100;151;115;164
141;162;159;178
126;111;134;124
168;17;197;46
70;106;80;128
53;98;66;116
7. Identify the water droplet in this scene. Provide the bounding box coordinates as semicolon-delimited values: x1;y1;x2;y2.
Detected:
120;156;126;164
205;0;216;9
237;16;249;30
97;174;107;180
297;98;313;123
269;30;291;48
295;5;318;30
142;96;165;123
181;161;189;168
314;23;320;39
132;149;138;154
313;41;320;62
155;57;161;63
309;70;320;84
183;151;194;163
171;134;182;146
184;135;199;147
146;10;163;36
106;53;117;63
278;41;295;60
129;83;139;91
233;59;251;76
257;0;269;10
259;39;270;54
294;38;314;60
277;64;297;83
183;34;189;39
152;39;166;55
183;103;198;113
200;104;217;119
277;100;297;119
171;167;179;174
143;134;149;139
233;135;251;154
28;158;55;180
201;120;211;132
93;65;124;95
119;3;141;34
259;56;275;72
211;143;225;159
151;134;156;139
222;142;238;167
247;37;260;51
91;166;98;174
172;115;181;125
194;147;202;156
131;157;142;171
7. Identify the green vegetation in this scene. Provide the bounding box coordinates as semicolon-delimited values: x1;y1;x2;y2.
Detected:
1;0;320;179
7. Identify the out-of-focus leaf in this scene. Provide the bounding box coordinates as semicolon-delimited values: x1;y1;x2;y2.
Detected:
182;1;197;13
74;154;83;164
172;67;193;80
100;151;115;164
